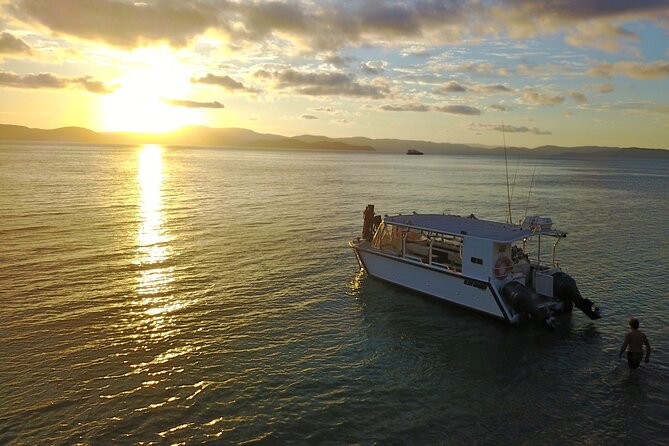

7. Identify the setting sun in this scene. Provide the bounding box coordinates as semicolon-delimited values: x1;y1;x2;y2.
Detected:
101;49;204;133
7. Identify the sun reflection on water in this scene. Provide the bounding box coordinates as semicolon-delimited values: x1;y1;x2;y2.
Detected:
347;270;366;297
137;144;169;269
133;144;184;334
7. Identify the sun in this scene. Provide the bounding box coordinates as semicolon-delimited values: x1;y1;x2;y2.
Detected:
100;48;204;133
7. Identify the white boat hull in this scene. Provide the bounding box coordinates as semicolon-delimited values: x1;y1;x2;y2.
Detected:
353;244;513;322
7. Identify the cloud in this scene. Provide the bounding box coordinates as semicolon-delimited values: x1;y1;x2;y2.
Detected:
253;68;390;98
493;0;669;43
433;80;515;96
587;63;612;78
529;0;667;18
471;84;514;95
568;90;590;105
0;71;63;88
587;60;669;79
595;100;669;117
311;106;338;113
401;45;432;58
565;21;641;55
9;0;669;54
162;98;224;108
379;103;430;112
0;31;31;54
300;114;318;119
323;53;355;68
76;76;116;94
521;88;565;105
360;61;386;75
11;0;220;48
237;1;307;38
515;62;580;78
435;80;467;93
471;123;551;135
586;83;615;93
191;73;260;93
458;62;511;77
490;104;511;111
435;104;482;115
0;70;114;93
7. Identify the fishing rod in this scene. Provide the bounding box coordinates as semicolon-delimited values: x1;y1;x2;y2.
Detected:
524;161;538;219
503;123;512;224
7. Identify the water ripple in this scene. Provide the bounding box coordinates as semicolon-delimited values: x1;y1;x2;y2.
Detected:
1;147;667;444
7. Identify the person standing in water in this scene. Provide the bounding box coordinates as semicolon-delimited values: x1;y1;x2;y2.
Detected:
619;318;651;369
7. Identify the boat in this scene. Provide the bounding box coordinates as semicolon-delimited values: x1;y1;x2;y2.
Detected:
406;149;423;155
349;205;602;329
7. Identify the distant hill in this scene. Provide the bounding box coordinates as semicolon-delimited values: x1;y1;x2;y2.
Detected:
0;124;374;152
0;125;101;142
1;123;668;158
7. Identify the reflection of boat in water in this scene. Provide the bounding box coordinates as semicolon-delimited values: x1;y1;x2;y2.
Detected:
349;205;602;329
406;149;423;155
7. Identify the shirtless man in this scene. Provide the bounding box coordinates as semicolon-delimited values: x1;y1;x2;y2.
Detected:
619;318;651;369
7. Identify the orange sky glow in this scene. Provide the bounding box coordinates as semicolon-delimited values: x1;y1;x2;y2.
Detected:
1;0;668;148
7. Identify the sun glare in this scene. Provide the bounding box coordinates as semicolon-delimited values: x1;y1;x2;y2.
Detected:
101;49;204;133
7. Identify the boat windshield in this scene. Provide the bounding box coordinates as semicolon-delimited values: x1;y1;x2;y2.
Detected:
371;222;401;254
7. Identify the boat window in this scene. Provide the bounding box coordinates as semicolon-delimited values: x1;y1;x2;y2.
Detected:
470;257;483;265
405;228;427;243
372;223;402;254
427;232;463;272
403;228;430;262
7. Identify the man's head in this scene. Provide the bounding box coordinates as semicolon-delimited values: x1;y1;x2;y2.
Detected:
629;318;640;329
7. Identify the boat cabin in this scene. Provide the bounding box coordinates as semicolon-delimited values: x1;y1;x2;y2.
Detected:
354;205;601;326
371;213;566;285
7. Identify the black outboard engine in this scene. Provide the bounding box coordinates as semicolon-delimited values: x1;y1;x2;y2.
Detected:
502;281;555;330
552;272;602;320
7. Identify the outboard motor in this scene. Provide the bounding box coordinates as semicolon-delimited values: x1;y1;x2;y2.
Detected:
503;281;555;330
552;272;602;320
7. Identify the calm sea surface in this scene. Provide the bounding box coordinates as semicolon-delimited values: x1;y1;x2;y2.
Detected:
1;144;668;445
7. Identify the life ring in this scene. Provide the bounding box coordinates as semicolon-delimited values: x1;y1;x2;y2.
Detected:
494;255;513;278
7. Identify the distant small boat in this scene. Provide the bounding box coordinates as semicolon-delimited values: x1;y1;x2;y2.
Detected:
406;149;423;155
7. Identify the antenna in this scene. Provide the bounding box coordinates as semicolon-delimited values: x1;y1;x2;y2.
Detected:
524;161;538;219
503;123;512;224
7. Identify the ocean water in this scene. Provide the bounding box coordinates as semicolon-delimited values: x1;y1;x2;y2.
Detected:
1;144;668;445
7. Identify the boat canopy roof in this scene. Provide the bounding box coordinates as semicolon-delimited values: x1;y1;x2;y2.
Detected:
384;214;564;243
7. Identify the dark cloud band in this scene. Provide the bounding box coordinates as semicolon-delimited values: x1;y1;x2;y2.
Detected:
162;98;224;108
0;71;115;93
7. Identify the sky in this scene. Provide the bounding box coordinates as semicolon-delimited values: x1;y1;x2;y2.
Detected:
1;0;668;148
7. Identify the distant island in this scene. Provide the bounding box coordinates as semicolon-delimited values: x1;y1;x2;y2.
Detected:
1;123;668;159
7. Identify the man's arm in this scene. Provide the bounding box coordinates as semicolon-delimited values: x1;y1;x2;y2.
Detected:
619;333;630;358
644;334;651;363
